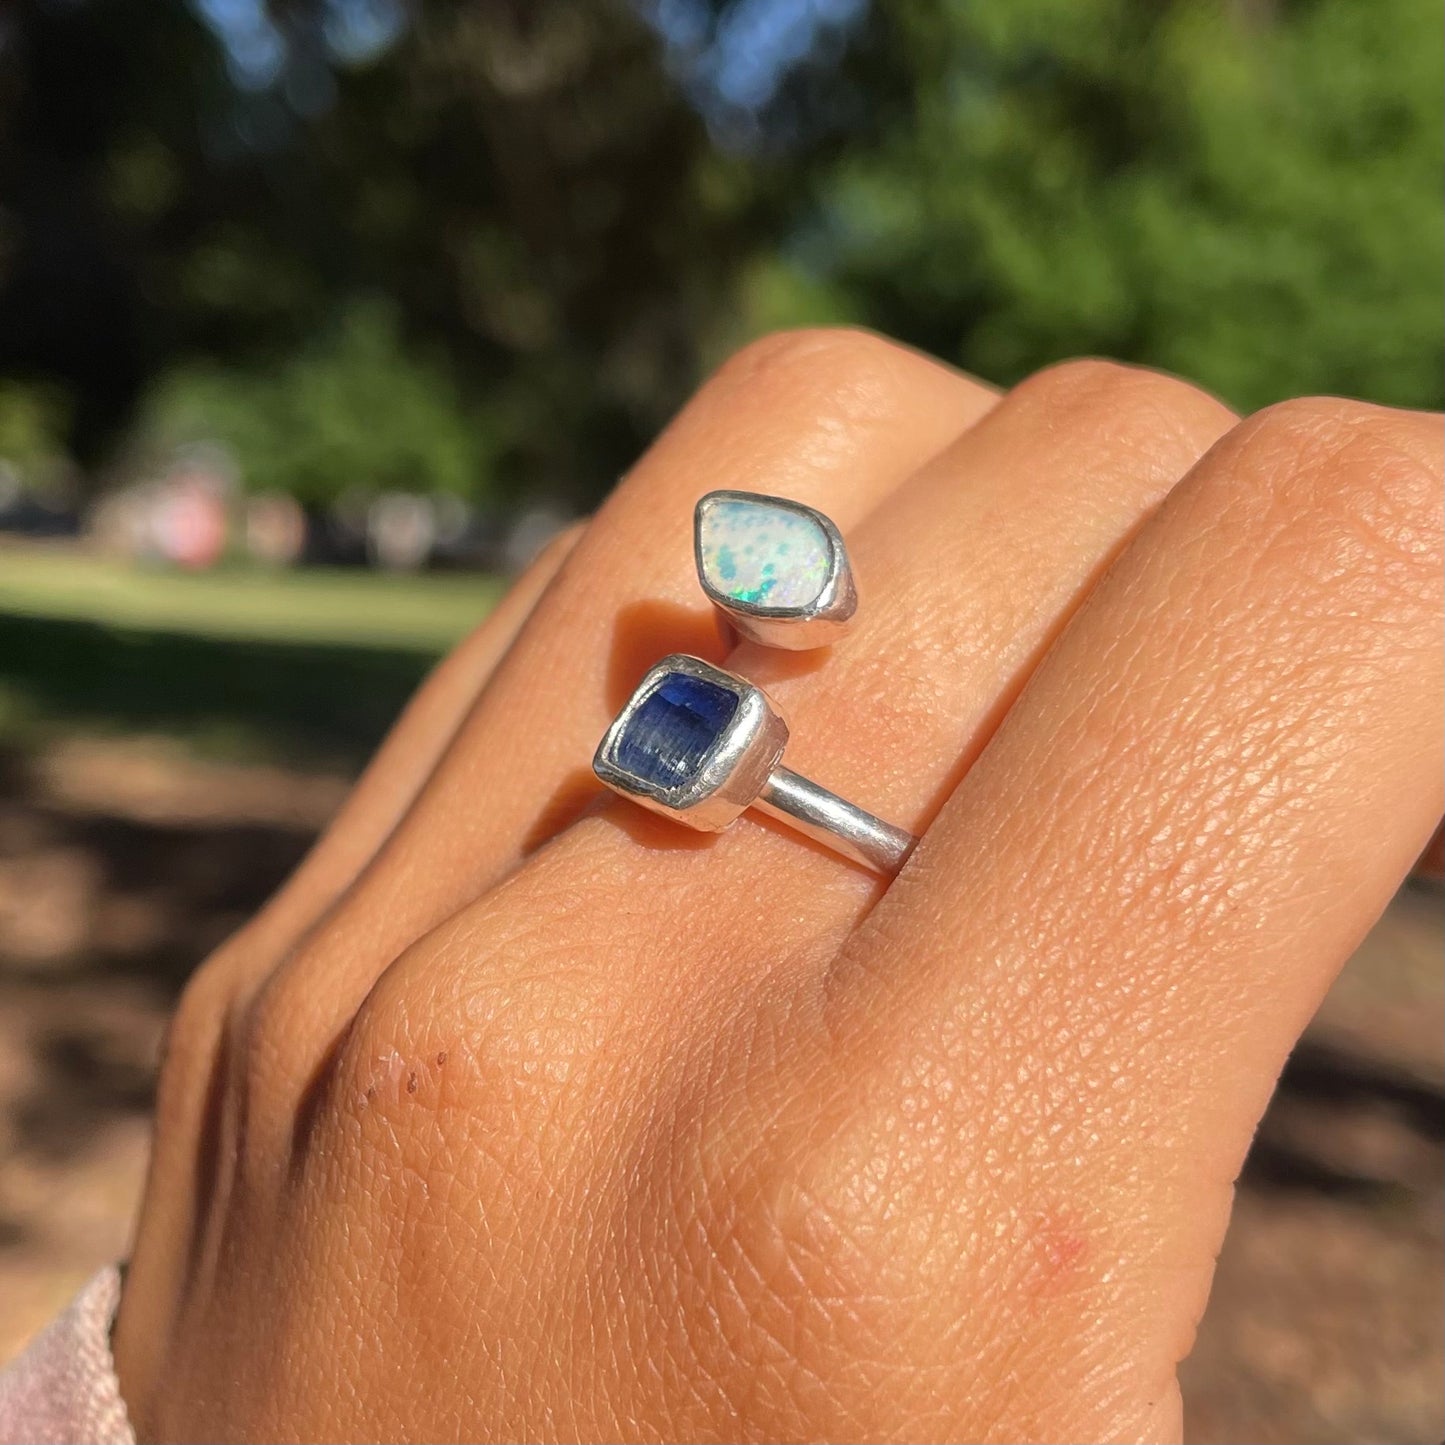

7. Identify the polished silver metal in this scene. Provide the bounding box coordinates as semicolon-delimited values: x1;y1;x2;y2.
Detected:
754;768;915;875
694;490;857;650
593;654;917;877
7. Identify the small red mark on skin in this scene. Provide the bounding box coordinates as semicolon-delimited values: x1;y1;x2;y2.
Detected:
406;1071;418;1094
436;1051;448;1067
1026;1210;1089;1299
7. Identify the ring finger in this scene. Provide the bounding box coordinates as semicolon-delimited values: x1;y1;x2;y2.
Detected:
249;329;996;1086
354;360;1238;1119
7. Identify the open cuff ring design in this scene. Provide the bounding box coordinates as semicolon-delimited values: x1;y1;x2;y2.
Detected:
593;654;918;877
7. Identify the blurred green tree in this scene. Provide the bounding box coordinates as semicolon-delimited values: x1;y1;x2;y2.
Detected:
0;381;69;483
743;0;1445;411
144;302;489;503
1;0;1440;509
266;1;759;503
0;0;744;503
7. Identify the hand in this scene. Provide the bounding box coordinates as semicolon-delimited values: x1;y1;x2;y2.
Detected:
112;333;1443;1442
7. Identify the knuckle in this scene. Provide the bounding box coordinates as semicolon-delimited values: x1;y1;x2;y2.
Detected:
670;1070;1124;1433
1233;398;1443;589
687;1082;935;1371
1011;358;1233;470
711;325;938;422
1018;355;1146;403
279;928;619;1259
325;924;610;1167
719;324;893;382
167;944;243;1056
239;947;323;1068
152;942;245;1121
291;971;469;1201
326;982;428;1134
1233;395;1376;484
232;955;326;1135
1243;395;1440;485
1242;393;1376;449
1017;356;1186;412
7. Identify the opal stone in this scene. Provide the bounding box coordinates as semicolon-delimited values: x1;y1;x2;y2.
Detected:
615;671;740;790
698;496;832;611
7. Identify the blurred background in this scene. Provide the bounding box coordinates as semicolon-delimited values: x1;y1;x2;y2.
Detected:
0;0;1440;1439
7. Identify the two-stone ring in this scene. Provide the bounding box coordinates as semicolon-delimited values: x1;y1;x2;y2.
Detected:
592;491;919;877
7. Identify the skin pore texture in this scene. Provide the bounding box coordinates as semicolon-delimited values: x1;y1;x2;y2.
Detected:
111;331;1443;1443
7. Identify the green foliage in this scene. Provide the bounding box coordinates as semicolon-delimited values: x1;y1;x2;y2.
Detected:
2;0;1441;508
0;0;731;502
0;382;69;480
757;0;1445;412
145;305;491;504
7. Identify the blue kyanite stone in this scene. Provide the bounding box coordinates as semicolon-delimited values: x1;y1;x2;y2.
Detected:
616;672;740;790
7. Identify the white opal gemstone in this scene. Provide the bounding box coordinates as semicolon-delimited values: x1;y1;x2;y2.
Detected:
697;496;833;611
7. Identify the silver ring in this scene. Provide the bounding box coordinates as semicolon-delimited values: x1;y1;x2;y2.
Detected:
593;654;918;877
694;490;857;650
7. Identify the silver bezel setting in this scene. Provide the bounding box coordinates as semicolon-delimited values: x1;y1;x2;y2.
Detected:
694;490;858;650
592;654;790;831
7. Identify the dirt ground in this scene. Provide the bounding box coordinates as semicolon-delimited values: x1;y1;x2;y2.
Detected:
1;736;1440;1443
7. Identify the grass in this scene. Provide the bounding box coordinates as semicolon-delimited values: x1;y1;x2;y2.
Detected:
0;544;504;768
0;546;501;651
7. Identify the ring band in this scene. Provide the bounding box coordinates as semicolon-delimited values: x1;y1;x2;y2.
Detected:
593;654;918;877
752;766;917;875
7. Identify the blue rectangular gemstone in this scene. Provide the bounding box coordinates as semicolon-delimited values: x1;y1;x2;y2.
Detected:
615;672;740;790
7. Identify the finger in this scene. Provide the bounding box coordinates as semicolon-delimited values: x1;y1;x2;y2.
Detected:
253;330;996;1069
829;400;1444;1440
568;359;1233;956
197;521;587;1001
119;525;582;1367
246;523;587;959
285;361;1237;1440
339;362;1235;1148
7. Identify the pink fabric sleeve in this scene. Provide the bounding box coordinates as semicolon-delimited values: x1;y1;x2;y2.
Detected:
0;1268;134;1445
